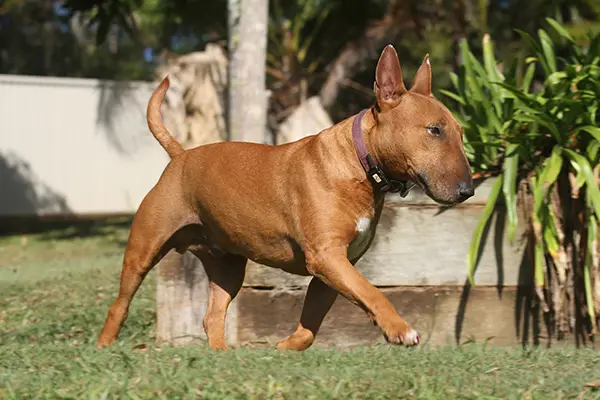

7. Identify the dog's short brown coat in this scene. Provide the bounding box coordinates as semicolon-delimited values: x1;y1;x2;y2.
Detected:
98;45;473;350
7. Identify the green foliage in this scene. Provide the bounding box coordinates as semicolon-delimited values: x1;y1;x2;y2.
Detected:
446;19;600;337
267;0;333;119
64;0;142;45
268;0;331;74
266;0;383;121
5;0;600;116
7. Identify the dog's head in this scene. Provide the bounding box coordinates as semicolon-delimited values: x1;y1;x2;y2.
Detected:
370;45;473;204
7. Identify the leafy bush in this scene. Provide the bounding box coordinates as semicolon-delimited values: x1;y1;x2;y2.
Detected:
444;19;600;341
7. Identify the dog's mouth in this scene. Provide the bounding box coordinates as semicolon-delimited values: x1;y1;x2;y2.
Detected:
394;180;416;198
413;173;431;196
412;173;455;205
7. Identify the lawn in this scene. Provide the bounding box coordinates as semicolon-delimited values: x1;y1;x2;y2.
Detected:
1;219;600;399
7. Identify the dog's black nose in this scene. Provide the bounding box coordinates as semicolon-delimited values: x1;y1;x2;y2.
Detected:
457;181;474;199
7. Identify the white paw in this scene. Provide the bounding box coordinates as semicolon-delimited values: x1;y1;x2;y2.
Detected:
402;329;420;346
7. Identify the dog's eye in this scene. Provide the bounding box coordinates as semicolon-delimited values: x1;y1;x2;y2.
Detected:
427;126;441;136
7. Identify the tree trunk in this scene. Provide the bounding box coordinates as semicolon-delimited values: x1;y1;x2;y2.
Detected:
227;0;269;143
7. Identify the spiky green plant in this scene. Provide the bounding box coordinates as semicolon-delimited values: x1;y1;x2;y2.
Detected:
444;18;600;341
266;0;332;129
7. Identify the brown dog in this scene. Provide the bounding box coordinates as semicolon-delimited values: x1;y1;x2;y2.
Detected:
97;45;473;351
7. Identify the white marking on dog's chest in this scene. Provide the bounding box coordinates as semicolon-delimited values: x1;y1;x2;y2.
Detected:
347;217;375;261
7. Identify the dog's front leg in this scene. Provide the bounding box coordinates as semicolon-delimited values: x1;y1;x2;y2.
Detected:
307;248;420;346
277;276;338;351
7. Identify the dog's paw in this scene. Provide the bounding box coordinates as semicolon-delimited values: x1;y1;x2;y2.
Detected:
384;327;421;346
402;329;420;346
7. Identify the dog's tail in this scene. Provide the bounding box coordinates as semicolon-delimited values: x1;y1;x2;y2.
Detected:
146;76;184;159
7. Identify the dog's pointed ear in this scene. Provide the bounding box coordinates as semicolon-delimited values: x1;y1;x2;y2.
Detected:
410;54;432;96
374;45;406;109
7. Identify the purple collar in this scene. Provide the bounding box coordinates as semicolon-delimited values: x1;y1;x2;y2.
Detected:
351;108;415;197
352;109;372;173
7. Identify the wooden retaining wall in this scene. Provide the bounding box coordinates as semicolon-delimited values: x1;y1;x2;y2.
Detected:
156;179;590;348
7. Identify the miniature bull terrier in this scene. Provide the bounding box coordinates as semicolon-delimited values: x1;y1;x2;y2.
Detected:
97;45;473;351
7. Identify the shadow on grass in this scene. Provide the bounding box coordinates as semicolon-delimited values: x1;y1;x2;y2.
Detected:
0;216;133;246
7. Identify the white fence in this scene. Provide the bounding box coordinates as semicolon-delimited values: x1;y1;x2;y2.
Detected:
0;74;170;217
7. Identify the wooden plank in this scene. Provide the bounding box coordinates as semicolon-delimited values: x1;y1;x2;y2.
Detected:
244;200;526;287
357;205;525;286
235;286;591;348
156;251;208;345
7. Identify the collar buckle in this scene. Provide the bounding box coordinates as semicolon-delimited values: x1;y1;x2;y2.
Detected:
367;164;393;192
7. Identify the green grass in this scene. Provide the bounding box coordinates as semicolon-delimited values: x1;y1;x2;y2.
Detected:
1;219;600;399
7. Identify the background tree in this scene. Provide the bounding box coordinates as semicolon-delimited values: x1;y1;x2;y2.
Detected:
5;0;599;124
228;0;268;143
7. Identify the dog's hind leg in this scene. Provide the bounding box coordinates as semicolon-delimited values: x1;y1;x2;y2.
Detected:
277;277;338;351
97;189;195;348
191;249;247;350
